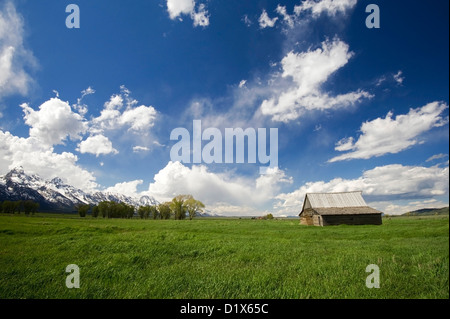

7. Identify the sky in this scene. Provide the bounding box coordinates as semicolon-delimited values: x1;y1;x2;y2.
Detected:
0;0;448;216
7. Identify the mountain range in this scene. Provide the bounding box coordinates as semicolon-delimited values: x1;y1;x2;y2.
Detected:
403;207;449;216
0;167;158;212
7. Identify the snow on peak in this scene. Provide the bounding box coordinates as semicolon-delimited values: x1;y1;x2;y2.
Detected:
1;167;159;209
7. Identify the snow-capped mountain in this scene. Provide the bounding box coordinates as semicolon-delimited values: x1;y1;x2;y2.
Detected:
0;167;159;211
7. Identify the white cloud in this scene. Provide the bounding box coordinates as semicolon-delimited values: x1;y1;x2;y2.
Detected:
294;0;358;18
91;90;157;134
167;0;195;19
73;86;95;115
426;153;448;162
275;163;449;216
192;3;209;27
394;70;404;85
133;146;150;153
259;10;279;28
153;141;165;147
242;15;252;27
105;180;143;198
334;137;354;151
260;39;372;122
119;105;158;132
77;135;118;157
81;86;95;98
166;0;209;27
0;131;97;191
257;0;357;30
372;199;449;216
238;80;247;88
20;98;87;146
146;161;291;215
104;94;124;110
0;1;36;99
276;5;295;28
329;102;449;162
375;76;386;87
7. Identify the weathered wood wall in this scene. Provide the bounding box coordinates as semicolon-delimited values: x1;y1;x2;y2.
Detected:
321;214;382;226
300;216;314;226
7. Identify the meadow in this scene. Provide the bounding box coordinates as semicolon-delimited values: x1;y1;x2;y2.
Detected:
0;214;448;299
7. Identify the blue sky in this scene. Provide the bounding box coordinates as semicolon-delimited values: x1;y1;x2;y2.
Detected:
0;0;448;216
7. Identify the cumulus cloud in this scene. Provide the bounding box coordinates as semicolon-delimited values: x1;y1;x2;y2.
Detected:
393;70;404;85
426;153;448;162
91;88;157;134
275;163;449;216
20;98;87;146
257;0;357;31
259;10;279;28
329;102;449;162
146;161;291;215
73;86;95;115
276;5;295;28
77;135;118;157
0;1;37;99
167;0;195;19
105;180;143;198
0;131;97;191
133;146;150;153
166;0;209;27
0;1;36;99
119;105;158;132
294;0;358;18
260;39;372;122
192;3;209;27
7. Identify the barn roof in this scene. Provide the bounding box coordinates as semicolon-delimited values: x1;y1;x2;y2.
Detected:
307;191;367;208
307;207;381;216
299;191;382;216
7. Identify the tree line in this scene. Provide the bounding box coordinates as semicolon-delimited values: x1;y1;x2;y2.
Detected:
76;195;205;220
0;200;40;215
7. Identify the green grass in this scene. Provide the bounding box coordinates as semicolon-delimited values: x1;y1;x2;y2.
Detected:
0;214;448;299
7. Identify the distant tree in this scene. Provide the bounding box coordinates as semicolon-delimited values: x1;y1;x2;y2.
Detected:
95;201;136;219
124;203;135;219
150;206;158;220
31;202;39;215
92;205;99;218
98;201;109;218
13;200;23;214
266;213;274;220
138;206;147;219
158;203;171;220
22;200;39;215
138;205;157;219
76;204;90;218
170;195;189;220
185;196;205;220
2;201;14;214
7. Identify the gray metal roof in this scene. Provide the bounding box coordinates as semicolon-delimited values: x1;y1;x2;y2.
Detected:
309;207;381;216
306;191;367;208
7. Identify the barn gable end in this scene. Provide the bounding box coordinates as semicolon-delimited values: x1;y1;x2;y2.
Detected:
299;191;382;226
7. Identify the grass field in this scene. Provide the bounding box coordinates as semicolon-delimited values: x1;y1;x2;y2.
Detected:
0;214;448;299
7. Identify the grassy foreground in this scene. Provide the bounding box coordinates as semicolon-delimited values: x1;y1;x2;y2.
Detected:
0;214;448;299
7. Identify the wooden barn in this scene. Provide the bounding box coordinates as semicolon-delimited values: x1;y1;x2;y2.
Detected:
299;191;382;226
